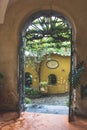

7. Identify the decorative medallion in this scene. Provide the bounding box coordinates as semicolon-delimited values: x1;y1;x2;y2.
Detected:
46;60;59;69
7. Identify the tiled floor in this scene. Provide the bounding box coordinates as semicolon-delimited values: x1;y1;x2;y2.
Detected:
0;112;87;130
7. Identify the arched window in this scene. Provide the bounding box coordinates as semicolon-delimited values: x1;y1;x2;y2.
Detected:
25;72;32;88
48;74;57;85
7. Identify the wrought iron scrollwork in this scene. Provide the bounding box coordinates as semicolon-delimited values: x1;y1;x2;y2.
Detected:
18;35;25;113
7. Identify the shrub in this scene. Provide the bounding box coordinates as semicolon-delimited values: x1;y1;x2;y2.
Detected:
25;97;31;104
39;81;48;87
25;88;40;97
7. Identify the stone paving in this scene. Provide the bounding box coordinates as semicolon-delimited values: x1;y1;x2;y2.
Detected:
26;93;69;114
26;104;68;114
30;93;69;106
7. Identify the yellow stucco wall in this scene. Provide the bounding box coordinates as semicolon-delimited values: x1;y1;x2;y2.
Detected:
25;54;70;94
40;54;70;94
0;0;87;115
25;64;39;89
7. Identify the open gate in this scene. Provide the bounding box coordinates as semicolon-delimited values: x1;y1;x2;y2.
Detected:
18;34;25;115
68;29;76;122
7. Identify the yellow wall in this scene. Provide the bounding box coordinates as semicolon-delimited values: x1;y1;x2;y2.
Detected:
25;54;70;94
41;54;70;94
25;64;39;89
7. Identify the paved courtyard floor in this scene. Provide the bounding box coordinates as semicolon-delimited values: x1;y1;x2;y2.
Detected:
26;104;68;114
26;93;69;114
29;93;69;106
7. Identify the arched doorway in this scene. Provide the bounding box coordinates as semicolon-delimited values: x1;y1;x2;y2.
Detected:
25;72;32;88
19;10;75;122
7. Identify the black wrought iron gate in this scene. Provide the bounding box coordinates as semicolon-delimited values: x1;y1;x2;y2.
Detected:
18;34;25;114
68;29;75;122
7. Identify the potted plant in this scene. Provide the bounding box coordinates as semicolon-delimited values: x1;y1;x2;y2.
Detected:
39;81;48;94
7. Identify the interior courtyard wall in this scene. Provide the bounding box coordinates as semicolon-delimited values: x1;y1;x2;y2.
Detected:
25;54;70;94
0;0;87;115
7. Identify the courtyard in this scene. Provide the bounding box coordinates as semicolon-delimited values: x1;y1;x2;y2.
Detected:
26;93;69;114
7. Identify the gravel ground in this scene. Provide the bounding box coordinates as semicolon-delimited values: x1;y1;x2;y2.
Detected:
30;93;69;106
26;93;69;114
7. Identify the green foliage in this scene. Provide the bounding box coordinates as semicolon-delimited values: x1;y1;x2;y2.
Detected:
24;15;71;62
68;61;84;89
25;88;40;97
39;81;48;87
25;17;71;42
25;97;31;104
39;81;48;95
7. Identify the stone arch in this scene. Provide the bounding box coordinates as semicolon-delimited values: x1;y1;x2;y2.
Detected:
18;9;75;121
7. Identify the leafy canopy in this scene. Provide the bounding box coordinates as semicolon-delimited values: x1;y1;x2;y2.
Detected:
24;15;71;62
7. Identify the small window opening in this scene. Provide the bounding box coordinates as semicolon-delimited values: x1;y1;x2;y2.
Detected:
48;74;57;85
